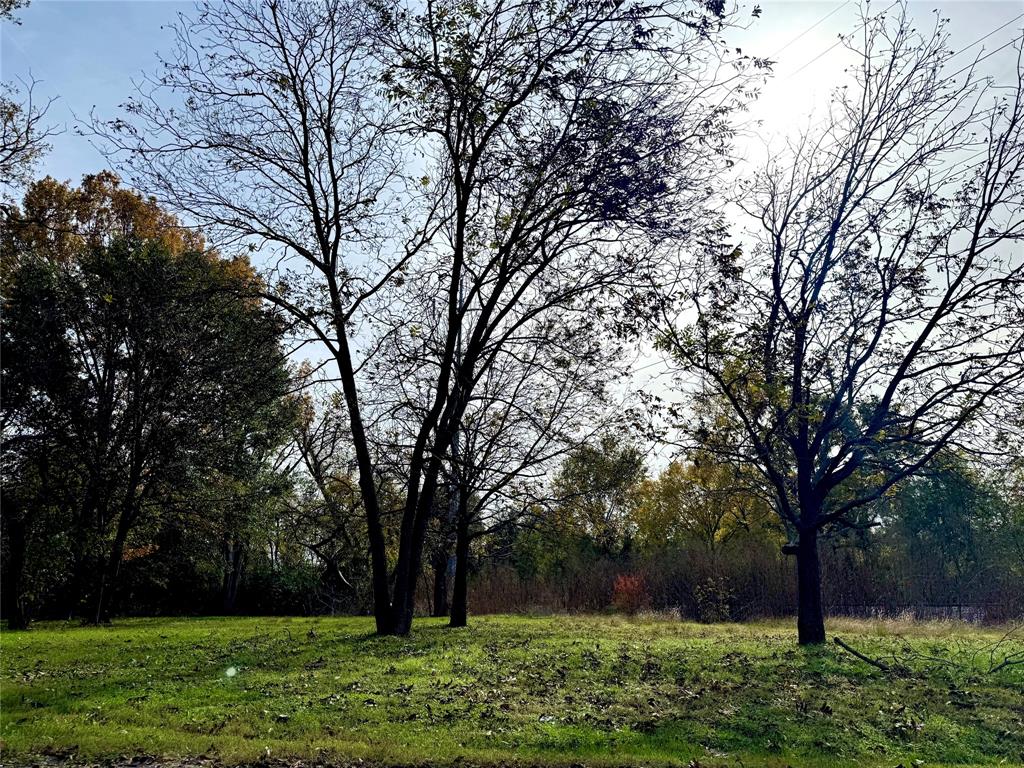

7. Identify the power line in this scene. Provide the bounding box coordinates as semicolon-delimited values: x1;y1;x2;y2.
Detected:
946;34;1023;82
634;357;675;375
786;0;901;79
785;3;1022;83
947;12;1024;62
770;0;852;59
711;1;863;115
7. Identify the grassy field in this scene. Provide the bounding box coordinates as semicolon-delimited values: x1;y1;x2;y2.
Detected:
1;615;1022;767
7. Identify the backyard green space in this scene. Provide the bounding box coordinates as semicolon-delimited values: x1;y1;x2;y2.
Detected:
1;615;1022;767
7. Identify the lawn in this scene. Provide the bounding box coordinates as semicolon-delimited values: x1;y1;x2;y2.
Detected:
1;615;1022;767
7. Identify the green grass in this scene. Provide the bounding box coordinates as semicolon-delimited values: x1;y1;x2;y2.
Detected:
2;615;1022;767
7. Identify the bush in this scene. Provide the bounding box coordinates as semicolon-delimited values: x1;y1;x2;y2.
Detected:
693;575;733;623
611;573;649;615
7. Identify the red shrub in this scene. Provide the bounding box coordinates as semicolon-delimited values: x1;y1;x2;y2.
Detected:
611;573;649;615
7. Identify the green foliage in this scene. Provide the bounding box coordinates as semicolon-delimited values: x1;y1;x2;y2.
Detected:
631;456;779;553
692;576;734;623
868;454;1024;615
1;174;296;622
511;526;610;583
550;437;646;552
2;615;1022;767
888;458;988;580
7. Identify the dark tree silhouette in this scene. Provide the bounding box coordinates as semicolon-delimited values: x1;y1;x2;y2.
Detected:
662;5;1024;643
1;176;292;623
0;2;57;196
96;0;747;634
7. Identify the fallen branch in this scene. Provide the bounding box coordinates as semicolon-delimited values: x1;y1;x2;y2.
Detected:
833;636;891;672
899;624;1024;676
988;653;1024;674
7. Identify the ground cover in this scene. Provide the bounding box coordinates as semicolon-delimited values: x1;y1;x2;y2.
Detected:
2;615;1022;767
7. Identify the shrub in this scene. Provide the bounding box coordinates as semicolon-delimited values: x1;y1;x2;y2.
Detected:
611;573;649;615
693;576;733;623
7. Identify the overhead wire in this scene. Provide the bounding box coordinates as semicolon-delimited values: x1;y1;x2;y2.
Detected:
634;5;1023;382
787;0;900;79
770;0;854;59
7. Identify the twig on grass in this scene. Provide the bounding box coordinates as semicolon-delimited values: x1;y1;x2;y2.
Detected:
833;636;891;672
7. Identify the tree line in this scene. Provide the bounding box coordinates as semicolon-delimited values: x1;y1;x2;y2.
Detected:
2;0;1022;644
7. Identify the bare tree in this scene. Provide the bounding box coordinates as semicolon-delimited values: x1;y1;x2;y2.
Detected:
0;2;56;195
365;0;744;635
1;78;55;193
444;324;629;626
97;0;745;634
1;2;57;195
662;5;1024;644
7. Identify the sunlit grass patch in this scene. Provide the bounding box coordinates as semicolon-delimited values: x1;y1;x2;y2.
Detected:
1;615;1021;767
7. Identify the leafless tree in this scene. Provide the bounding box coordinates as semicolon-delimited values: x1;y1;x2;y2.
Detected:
662;4;1024;644
96;0;747;634
2;0;55;193
1;78;56;193
443;324;630;626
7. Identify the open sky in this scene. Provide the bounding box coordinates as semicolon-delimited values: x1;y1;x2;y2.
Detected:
3;0;1022;463
4;0;1021;184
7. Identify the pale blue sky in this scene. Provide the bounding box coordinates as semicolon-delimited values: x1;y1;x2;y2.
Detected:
3;0;1021;468
3;0;1021;185
2;0;187;181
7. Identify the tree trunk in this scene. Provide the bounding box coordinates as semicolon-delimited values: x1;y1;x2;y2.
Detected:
3;512;30;630
389;448;449;635
91;510;132;624
331;326;394;635
795;527;825;645
389;547;421;635
65;487;101;619
449;505;470;628
431;548;450;617
222;538;245;614
431;480;460;618
388;355;472;636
